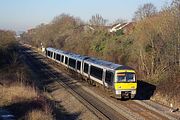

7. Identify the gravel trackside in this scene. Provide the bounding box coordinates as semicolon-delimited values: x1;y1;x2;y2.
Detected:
46;79;99;120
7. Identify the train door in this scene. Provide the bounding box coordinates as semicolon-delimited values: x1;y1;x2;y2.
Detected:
102;69;106;87
105;70;114;88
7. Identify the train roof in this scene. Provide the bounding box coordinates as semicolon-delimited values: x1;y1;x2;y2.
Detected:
85;57;121;70
46;47;88;60
46;47;68;54
69;54;89;60
85;57;134;70
46;47;134;70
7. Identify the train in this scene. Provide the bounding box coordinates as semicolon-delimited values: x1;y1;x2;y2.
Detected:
45;47;137;99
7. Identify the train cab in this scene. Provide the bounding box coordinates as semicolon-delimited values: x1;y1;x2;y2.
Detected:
114;68;137;99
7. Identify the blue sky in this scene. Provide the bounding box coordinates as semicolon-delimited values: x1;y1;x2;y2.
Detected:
0;0;171;31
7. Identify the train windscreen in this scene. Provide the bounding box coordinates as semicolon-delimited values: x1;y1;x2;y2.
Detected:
116;73;135;82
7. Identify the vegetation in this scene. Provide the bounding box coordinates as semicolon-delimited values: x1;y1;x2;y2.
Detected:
20;0;180;107
133;3;157;21
0;30;53;120
89;14;108;26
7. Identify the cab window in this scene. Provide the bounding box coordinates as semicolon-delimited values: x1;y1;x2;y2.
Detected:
126;73;135;82
117;74;126;82
117;73;135;82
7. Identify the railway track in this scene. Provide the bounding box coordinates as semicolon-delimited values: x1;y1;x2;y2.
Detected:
20;45;180;120
20;46;127;120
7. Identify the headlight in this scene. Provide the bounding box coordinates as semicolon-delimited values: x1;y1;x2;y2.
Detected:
116;90;121;94
131;90;136;94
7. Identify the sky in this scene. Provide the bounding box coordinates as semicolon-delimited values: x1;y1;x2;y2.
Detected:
0;0;171;32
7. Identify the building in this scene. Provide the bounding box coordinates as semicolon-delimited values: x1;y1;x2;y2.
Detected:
109;22;135;34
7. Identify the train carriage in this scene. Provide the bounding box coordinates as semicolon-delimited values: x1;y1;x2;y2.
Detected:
68;54;89;74
83;57;137;99
46;47;69;66
45;47;137;99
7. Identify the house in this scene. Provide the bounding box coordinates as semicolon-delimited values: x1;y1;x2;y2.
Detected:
83;22;135;34
109;22;135;34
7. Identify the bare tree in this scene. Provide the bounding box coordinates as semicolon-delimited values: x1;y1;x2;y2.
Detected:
171;0;180;8
133;3;157;21
112;18;127;25
89;14;107;26
171;0;180;67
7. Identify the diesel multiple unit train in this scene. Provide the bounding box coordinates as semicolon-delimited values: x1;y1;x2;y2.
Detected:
45;47;137;99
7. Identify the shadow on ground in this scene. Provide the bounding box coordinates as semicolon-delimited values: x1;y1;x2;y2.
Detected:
134;80;156;100
0;46;82;120
21;46;82;120
2;98;80;120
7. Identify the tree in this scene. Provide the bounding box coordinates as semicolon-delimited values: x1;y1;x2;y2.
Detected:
171;0;180;67
89;14;107;26
171;0;180;9
112;18;127;25
133;3;157;21
0;30;16;50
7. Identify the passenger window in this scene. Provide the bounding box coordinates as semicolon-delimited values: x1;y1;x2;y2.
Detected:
50;52;53;58
77;61;81;70
56;54;61;61
54;53;56;59
65;57;68;65
61;55;64;62
90;65;103;80
105;71;113;85
84;63;89;73
69;58;76;68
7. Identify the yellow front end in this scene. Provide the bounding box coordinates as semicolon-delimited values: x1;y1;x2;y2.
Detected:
114;70;137;99
115;83;137;90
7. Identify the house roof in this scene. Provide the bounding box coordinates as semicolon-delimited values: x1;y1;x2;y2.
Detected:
109;22;135;33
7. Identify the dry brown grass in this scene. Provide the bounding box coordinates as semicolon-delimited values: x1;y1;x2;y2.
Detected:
0;30;54;119
152;91;180;109
0;84;54;119
26;110;53;120
0;84;37;106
